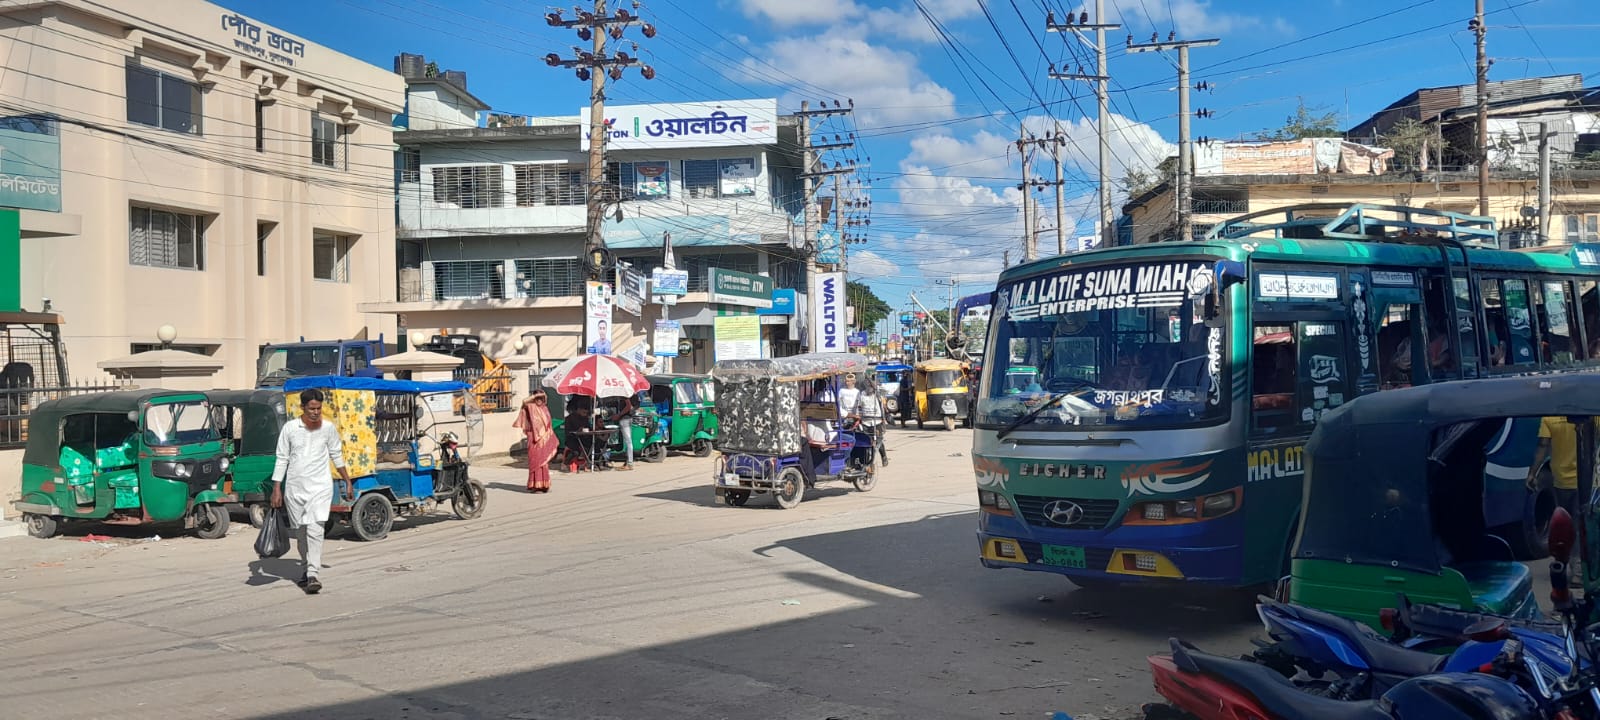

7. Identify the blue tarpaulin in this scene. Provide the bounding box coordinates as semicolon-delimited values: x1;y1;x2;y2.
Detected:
283;376;469;393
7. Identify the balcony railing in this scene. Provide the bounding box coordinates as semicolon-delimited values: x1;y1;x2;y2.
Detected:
1191;198;1250;214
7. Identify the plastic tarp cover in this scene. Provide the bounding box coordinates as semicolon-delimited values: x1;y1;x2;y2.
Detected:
713;378;801;456
283;375;469;394
711;352;868;382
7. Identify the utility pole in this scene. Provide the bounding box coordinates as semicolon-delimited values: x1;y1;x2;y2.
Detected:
1538;121;1552;243
1051;136;1066;254
1015;131;1064;259
1046;4;1120;248
1471;0;1491;218
1018;128;1036;261
1128;34;1218;241
796;100;855;350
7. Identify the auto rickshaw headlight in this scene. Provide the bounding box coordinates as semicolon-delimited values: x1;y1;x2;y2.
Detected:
219;457;231;472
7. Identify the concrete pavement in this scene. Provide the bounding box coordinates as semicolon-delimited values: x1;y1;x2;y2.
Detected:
0;426;1266;720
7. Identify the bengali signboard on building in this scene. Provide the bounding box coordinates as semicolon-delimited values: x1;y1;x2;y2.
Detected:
708;268;773;309
0;117;61;213
714;315;761;361
616;265;646;317
653;320;681;358
219;11;307;67
580;99;778;151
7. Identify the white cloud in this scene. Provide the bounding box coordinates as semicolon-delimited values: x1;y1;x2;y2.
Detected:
848;249;899;278
737;0;863;26
888;164;1021;278
1043;112;1175;188
904;129;1016;179
1089;0;1289;38
736;35;957;124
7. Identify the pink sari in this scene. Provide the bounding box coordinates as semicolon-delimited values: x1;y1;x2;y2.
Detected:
514;401;558;491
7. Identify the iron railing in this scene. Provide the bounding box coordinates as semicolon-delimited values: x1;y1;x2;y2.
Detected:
0;380;135;449
1191;198;1250;214
454;366;514;413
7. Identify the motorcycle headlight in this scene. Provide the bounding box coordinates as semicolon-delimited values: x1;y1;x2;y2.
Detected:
174;462;192;478
219;457;231;472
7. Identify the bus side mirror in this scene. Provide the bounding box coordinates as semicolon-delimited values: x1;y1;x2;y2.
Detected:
1203;260;1248;325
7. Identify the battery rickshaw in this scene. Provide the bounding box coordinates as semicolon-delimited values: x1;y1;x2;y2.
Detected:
711;353;879;509
14;389;234;539
281;376;486;541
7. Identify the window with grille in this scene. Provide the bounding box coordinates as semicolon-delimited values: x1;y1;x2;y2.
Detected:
514;164;584;206
125;63;202;135
512;258;584;298
432;165;504;208
1567;214;1599;242
432;260;504;300
129;206;205;270
683;158;757;199
313;233;353;282
311;113;344;169
399;148;420;183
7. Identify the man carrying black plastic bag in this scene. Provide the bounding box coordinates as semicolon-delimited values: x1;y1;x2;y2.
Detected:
254;504;290;559
269;388;350;595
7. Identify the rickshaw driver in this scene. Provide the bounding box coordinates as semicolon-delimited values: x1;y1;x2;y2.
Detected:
270;389;352;595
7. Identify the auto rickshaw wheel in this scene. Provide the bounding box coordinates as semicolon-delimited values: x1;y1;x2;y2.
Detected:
452;479;487;520
942;416;956;432
350;494;394;541
643;442;667;463
775;467;806;509
247;503;268;529
692;439;713;458
193;504;230;540
24;513;59;539
852;466;878;493
724;489;750;507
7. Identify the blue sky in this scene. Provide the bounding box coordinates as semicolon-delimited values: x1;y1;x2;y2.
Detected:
230;0;1599;314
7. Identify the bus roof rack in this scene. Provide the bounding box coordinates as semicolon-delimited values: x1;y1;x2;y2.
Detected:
1203;202;1498;246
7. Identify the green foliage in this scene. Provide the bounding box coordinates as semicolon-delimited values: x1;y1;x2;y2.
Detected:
1380;118;1442;171
1260;101;1342;141
847;281;892;331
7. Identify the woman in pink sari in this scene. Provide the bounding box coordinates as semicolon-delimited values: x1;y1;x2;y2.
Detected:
513;391;558;492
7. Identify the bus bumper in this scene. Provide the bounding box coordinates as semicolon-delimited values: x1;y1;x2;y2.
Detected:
977;511;1245;584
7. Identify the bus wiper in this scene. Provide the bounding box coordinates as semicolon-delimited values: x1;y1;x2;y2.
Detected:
996;379;1091;441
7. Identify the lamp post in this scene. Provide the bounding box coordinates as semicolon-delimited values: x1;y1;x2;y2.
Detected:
156;324;177;350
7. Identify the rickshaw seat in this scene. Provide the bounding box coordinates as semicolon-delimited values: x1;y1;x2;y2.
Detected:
1449;561;1533;616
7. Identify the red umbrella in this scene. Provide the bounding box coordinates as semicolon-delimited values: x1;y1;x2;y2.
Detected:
540;354;650;398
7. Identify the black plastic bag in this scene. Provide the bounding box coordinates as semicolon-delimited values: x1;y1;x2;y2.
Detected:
254;505;290;559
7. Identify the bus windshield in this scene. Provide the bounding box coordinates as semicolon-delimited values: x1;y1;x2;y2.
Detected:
978;259;1228;430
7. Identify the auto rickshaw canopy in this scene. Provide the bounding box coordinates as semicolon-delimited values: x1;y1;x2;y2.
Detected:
712;353;868;382
21;389;207;467
206;389;288;456
914;358;968;372
282;376;471;393
1296;374;1600;576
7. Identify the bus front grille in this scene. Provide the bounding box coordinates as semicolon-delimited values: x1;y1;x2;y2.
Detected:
1012;495;1120;530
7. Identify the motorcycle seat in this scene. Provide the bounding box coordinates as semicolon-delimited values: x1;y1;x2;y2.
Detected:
1260;598;1446;678
1170;639;1393;720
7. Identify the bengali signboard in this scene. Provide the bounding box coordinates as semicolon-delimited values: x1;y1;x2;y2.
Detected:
652;267;689;296
581;99;778;151
0;117;60;213
653;320;681;358
617;265;646;317
585;281;614;355
220;11;307;67
714;315;762;361
756;288;797;316
999;261;1212;321
708;268;773;308
848;331;868;348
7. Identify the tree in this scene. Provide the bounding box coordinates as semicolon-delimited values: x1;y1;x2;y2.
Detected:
847;281;892;331
1125;156;1178;197
1380;118;1443;171
1260;101;1342;141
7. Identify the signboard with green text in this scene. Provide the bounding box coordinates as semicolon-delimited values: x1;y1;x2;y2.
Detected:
707;268;773;309
0;116;61;213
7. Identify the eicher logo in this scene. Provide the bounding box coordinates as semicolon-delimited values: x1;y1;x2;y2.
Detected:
821;276;841;350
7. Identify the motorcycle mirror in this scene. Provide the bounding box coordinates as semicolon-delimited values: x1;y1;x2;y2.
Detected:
1463;618;1510;642
1550;505;1576;565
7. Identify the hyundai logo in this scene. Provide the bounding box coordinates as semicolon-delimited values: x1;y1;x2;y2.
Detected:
1041;500;1085;526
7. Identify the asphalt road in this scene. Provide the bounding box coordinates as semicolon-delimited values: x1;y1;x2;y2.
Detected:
0;426;1268;720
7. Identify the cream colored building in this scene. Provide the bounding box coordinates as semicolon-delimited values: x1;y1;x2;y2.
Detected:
0;0;405;388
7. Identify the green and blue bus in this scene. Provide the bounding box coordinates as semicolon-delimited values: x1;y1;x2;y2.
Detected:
974;202;1600;588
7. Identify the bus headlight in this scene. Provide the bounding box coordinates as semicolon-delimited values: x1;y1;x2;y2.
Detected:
978;490;1013;514
1129;489;1241;524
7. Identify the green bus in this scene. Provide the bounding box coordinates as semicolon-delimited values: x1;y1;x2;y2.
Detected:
974;202;1600;588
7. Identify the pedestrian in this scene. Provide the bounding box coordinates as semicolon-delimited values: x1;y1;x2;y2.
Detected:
270;388;351;595
837;373;861;417
1528;414;1600;581
563;403;594;472
856;379;888;466
513;391;557;493
614;393;637;471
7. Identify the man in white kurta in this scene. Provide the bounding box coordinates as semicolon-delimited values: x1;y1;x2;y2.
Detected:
270;389;350;594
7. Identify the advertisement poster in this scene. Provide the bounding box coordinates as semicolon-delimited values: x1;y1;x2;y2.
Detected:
653;320;681;358
848;331;868;348
585;280;614;355
634;163;669;198
652;267;689;296
580;99;778;151
617;265;646;317
714;315;761;361
719;158;758;196
810;271;849;352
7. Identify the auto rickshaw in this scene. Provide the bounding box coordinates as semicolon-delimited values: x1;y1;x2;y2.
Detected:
14;389;234;539
873;362;912;425
711;353;878;509
1286;373;1600;631
543;389;665;468
281;376;486;541
647;374;718;457
207;389;288;528
913;357;971;431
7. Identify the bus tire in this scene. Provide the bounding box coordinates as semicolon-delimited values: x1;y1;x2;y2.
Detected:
1497;486;1554;561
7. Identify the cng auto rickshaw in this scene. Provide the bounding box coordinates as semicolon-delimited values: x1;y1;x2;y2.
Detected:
1286;374;1600;631
873;362;912;425
711;353;879;508
913;358;971;431
281;376;486;541
542;388;665;468
207;389;287;528
14;389;234;539
647;374;718;457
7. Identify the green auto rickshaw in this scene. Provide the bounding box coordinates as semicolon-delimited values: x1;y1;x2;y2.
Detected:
647;374;718;457
207;389;288;528
1286;373;1600;631
546;389;666;466
13;389;233;539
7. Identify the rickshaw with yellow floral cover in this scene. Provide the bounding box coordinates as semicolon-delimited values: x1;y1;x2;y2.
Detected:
281;376;486;541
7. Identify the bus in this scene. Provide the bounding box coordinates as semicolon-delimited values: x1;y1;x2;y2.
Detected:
974;202;1600;589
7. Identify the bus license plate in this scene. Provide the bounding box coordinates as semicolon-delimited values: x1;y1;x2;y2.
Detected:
1041;544;1086;569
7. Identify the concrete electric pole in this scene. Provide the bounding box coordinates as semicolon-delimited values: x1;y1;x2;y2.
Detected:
1472;0;1491;218
1046;3;1120;249
1018;128;1036;261
1128;34;1218;241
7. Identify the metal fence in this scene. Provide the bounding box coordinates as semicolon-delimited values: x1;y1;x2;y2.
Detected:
454;366;514;414
0;380;135;449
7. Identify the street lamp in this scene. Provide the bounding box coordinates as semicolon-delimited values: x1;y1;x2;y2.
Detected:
409;330;428;349
156;324;177;350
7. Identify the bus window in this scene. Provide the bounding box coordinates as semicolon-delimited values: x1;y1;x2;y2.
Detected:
1452;273;1479;371
1538;281;1577;364
1501;279;1536;366
1422;276;1458;380
1252;324;1296;432
1376;304;1415;389
1298;321;1349;424
1480;279;1510;367
1581;280;1600;360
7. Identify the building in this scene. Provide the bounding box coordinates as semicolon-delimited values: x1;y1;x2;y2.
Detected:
0;0;406;388
1122;78;1600;246
372;87;810;373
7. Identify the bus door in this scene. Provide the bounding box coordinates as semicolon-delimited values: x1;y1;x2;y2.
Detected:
1365;269;1425;391
1249;267;1353;440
